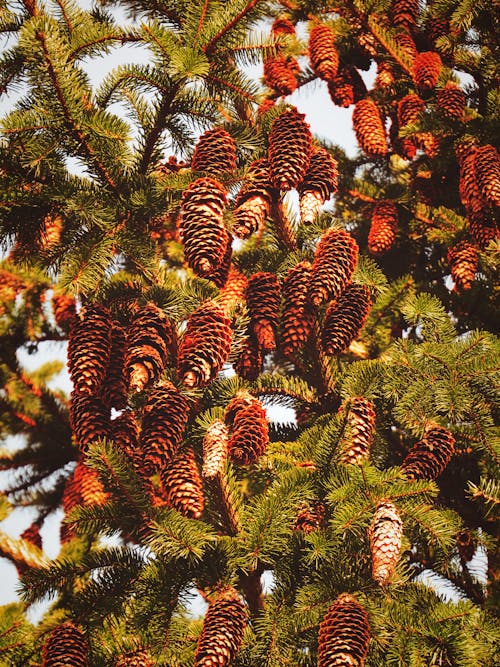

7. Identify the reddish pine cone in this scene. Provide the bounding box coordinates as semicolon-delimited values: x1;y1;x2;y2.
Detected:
207;233;232;288
39;213;63;250
68;305;113;395
140;381;189;474
298;147;338;224
390;0;420;29
202;419;229;479
353;99;388;157
101;321;128;410
246;272;281;352
195;587;247;667
281;261;315;358
233;336;262;381
160;447;204;519
218;267;248;314
318;593;370;667
115;650;152;667
322;285;372;356
74;461;108;506
191;128;237;177
264;55;299;96
368;200;398;255
125;303;173;393
456;530;477;563
468;209;499;249
397;93;424;127
437;82;466;119
448;241;478;291
339;397;376;465
52;292;76;332
272;16;295;35
413;51;442;90
111;410;140;454
42;621;89;667
178;300;232;388
225;394;269;465
70;393;109;451
474;144;500;207
309;227;358;307
21;523;42;550
375;61;394;89
402;425;455;480
180;177;228;277
309;24;339;81
268;107;313;191
368;500;403;585
294;500;326;533
328;66;367;107
458;144;483;212
233;158;274;239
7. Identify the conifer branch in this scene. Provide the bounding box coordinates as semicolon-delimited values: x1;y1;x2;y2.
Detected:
138;82;182;174
203;0;260;55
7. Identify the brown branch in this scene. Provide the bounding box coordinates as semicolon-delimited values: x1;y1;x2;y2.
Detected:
203;0;260;55
70;34;143;60
238;561;265;614
138;82;181;174
22;0;39;17
270;196;297;251
195;0;210;43
54;0;74;32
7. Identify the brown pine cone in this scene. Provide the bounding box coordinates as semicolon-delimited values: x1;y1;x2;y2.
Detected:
42;622;89;667
125;303;173;393
268;107;313;191
448;241;478;291
207;233;232;288
396;30;418;62
375;61;394;89
70;393;109;451
368;200;398;255
294;500;326;533
353;98;388;157
101;321;128;410
390;0;420;30
322;284;372;355
180;177;228;277
195;587;247;667
225;393;269;465
368;500;403;585
272;16;296;35
68;305;113;395
39;213;63;250
473;144;500;207
264;55;299;96
309;227;358;307
140;381;189;474
457;144;483;212
456;530;477;563
202;419;229;479
191;128;237;177
328;66;367;107
339;397;376;465
413;51;442;90
298;147;338;224
436;82;466;119
318;593;370;667
111;410;140;454
160;446;204;519
233;335;262;381
178;300;232;388
115;650;152;667
281;261;315;359
397;93;424;127
233;158;274;239
246;272;281;352
309;24;339;81
74;461;108;506
467;209;499;249
422;16;450;47
21;522;42;550
52;292;77;332
402;424;455;480
218;267;249;314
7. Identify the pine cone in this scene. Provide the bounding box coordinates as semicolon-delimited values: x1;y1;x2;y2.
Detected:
436;82;465;119
272;16;295;35
390;0;420;30
328;66;367;107
233;158;274;239
457;144;483;212
456;530;477;563
218;267;248;314
264;55;299;96
70;393;109;451
298;147;338;224
246;272;281;352
322;285;372;355
195;587;247;667
207;233;232;288
309;227;358;307
309;24;339;81
111;410;140;454
101;321;128;410
368;500;403;584
74;461;108;506
42;621;89;667
294;500;325;533
225;393;269;465
339;397;376;465
68;305;113;395
191;128;237;177
21;523;42;550
413;51;442;90
468;209;499;249
368;200;398;255
233;336;262;381
448;241;478;291
52;292;77;332
115;650;152;667
422;16;450;47
281;261;315;358
202;419;229;479
39;213;63;250
318;593;370;667
178;300;232;388
268;107;313;191
397;93;424;127
402;425;455;480
140;381;189;474
473;144;500;207
353;98;388;157
180;177;228;277
160;447;204;519
125;303;173;393
375;61;394;89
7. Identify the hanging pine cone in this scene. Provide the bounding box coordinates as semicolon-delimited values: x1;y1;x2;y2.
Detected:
281;261;315;359
368;200;398;255
39;213;63;250
328;66;367;107
413;51;442;90
140;381;189;474
195;586;247;667
160;446;204;519
436;82;466;119
402;424;455;480
457;144;483;212
233;335;262;381
263;55;299;96
448;241;478;291
272;16;296;35
218;267;248;314
111;410;140;454
191;128;237;177
42;621;89;667
115;650;152;667
294;500;326;533
375;61;394;89
100;321;128;410
473;144;500;207
68;305;113;395
202;419;229;479
298;147;338;224
21;522;42;550
309;227;358;307
74;461;108;506
207;232;232;288
390;0;420;30
353;98;388;157
368;500;403;585
456;530;477;563
339;397;376;465
397;93;424;127
245;272;281;352
233;158;273;239
468;209;499;249
318;593;370;667
268;107;313;191
322;285;372;355
179;177;228;277
309;24;339;81
70;394;109;451
52;292;77;332
178;300;232;388
422;16;450;47
225;393;269;465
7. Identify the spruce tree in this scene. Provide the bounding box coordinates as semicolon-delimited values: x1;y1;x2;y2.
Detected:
0;0;499;665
